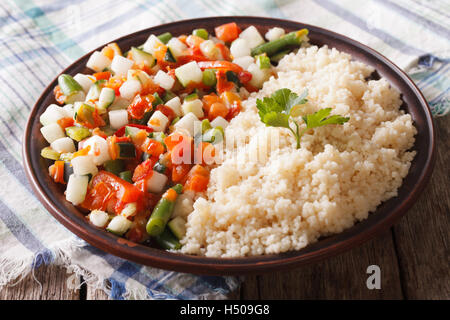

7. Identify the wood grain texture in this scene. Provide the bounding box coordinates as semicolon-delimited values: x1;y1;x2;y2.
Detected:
0;265;79;300
256;231;403;299
392;116;450;300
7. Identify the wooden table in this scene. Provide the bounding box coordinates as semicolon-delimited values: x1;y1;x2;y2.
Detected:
1;116;448;300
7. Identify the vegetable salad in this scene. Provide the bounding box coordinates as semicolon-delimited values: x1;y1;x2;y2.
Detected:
39;23;308;250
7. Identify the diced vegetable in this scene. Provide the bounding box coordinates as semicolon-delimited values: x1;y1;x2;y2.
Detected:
230;38;251;58
202;127;223;144
145;170;168;193
73;73;94;93
66;174;89;205
41;147;60;160
74;102;105;128
104;159;124;176
247;63;271;88
63;104;75;118
154;70;175;90
119;79;142;100
111;55;134;77
265;27;285;42
119;170;132;183
107;215;132;236
238;26;265;50
167;37;187;58
215;22;241;42
109;109;129;129
86;51;112;72
181;99;204;118
164;47;177;63
251;29;308;56
201;119;212;133
85;80;104;101
232;56;254;70
98;87;115;110
58;74;84;104
256;54;271;69
40;123;65;143
164;96;182;117
168;216;186;240
146;184;182;236
83;135;111;165
174;61;203;87
143;34;164;55
89;210;110;228
192;28;209;40
40;104;67;126
155;228;181;250
153;162;166;174
173;112;199;137
199;40;220;60
157;32;172;44
116;142;136;159
71;155;98;176
202;69;217;87
147;110;169;132
50;137;76;153
210;116;229;129
130;47;156;67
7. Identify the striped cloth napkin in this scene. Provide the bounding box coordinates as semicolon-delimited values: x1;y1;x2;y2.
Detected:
0;0;448;300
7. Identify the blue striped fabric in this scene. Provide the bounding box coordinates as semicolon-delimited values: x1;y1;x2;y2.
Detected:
0;0;448;300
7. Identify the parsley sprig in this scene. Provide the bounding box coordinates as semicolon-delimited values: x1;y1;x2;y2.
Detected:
256;88;349;149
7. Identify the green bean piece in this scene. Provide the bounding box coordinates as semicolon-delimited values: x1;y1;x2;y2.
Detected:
251;29;308;57
146;184;182;236
192;28;209;40
155;228;182;250
270;50;290;64
157;32;172;44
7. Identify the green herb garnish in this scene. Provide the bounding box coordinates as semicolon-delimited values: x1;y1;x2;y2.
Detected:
256;88;349;148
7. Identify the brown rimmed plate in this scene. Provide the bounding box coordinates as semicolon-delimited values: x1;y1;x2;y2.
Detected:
23;16;436;275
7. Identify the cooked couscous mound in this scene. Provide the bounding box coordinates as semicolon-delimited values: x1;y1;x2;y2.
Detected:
180;45;417;257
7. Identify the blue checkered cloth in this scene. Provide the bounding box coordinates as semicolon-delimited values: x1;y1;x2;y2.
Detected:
0;0;448;299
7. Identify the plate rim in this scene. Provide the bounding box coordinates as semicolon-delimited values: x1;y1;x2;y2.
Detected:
22;16;436;275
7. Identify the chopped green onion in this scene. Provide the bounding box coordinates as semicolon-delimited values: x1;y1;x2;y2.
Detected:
201;119;212;133
184;92;199;102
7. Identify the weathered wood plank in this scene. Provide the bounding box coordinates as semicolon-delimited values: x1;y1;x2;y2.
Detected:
257;231;403;299
0;265;79;300
392;116;450;299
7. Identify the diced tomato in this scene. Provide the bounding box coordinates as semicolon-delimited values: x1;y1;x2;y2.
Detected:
75;105;106;129
81;181;115;211
93;71;111;81
184;164;210;192
175;54;210;66
202;93;222;114
49;160;65;184
89;170;142;204
53;85;65;105
107;135;119;160
238;70;252;84
127;94;154;120
106;76;125;96
215;69;235;94
214;22;241;42
226;100;242;121
140;78;165;96
215;43;231;61
171;163;191;183
132;158;157;182
208;102;228;121
57;117;75;129
153;42;168;62
197;60;243;73
142;138;165;158
164;132;191;152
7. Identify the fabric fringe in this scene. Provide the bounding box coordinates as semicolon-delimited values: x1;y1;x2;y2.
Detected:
0;237;237;300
